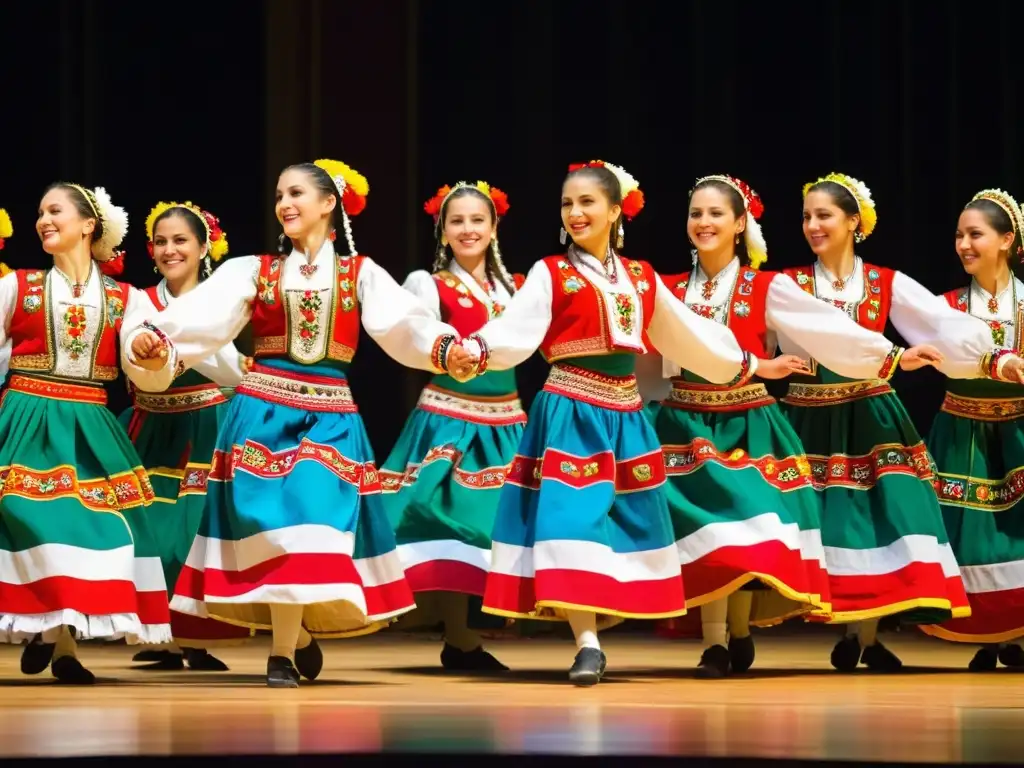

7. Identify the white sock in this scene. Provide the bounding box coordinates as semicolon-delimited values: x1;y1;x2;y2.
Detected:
727;591;752;639
54;626;78;660
566;610;600;650
438;592;483;652
701;597;728;649
269;604;304;661
857;618;879;647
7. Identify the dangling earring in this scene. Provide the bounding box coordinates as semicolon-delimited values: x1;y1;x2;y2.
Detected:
441;234;449;247
735;233;741;245
616;222;625;250
277;233;287;249
690;249;698;266
328;229;337;242
153;264;158;274
559;227;567;246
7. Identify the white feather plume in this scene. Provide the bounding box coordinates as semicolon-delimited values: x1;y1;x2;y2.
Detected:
90;186;128;260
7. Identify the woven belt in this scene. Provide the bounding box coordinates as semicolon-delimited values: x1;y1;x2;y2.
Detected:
134;383;228;413
941;391;1024;422
665;381;775;412
782;379;891;407
235;364;356;413
542;363;642;412
6;374;107;405
417;385;526;425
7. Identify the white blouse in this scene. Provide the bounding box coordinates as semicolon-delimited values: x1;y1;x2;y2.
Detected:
779;257;1002;380
0;265;171;392
460;251;754;385
402;259;515;321
122;240;460;390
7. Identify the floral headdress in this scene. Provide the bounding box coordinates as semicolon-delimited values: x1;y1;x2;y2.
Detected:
145;201;230;278
692;174;768;269
567;160;645;249
803;172;877;243
314;158;369;256
0;207;11;251
423;180;515;290
65;183;129;275
970;189;1024;261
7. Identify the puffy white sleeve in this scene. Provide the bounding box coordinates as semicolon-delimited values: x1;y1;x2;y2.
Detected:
0;271;18;346
358;257;460;371
462;260;552;371
647;274;755;385
120;287;179;392
402;270;442;320
122;256;260;378
766;274;900;380
889;271;999;380
191;341;247;388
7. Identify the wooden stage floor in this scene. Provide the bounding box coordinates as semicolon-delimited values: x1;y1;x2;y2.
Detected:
0;629;1020;766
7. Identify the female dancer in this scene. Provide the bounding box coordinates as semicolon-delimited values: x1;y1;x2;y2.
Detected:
126;159;468;688
783;172;1024;671
382;180;520;671
124;201;253;671
443;160;757;685
920;189;1024;669
0;207;12;381
649;174;949;679
0;182;173;684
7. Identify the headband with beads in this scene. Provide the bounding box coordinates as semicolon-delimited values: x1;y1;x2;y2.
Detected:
692;174;768;269
145;201;230;278
803;172;877;243
423;180;515;287
969;189;1024;260
313;158;368;256
65;183;129;275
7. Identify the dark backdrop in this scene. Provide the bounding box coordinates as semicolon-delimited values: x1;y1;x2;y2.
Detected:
1;0;1022;455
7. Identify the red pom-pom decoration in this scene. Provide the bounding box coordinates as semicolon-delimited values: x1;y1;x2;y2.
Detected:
622;189;645;220
98;250;126;276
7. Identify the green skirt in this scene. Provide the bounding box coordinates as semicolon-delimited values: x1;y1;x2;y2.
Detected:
0;375;170;644
649;381;830;625
921;389;1024;643
780;379;969;624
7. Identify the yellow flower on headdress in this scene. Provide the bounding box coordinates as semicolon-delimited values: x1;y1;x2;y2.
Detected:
145;201;179;241
803;172;877;240
314;159;370;198
0;208;12;240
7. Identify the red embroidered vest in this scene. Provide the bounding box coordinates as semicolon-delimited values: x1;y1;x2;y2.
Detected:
433;270;526;337
782;262;894;332
664;267;773;359
539;254;657;362
9;268;128;382
250;253;363;363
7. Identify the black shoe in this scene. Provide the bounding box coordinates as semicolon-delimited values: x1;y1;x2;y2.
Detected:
294;637;323;680
21;635;55;675
135;650;185;670
132;649;167;663
728;634;755;673
695;644;731;679
969;646;999;671
568;647;606;686
52;656;95;685
183;648;229;672
266;655;300;688
998;643;1024;668
440;643;509;672
830;635;861;672
861;641;902;672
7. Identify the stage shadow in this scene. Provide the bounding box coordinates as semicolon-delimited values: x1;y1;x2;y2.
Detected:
377;665;627;685
610;664;989;680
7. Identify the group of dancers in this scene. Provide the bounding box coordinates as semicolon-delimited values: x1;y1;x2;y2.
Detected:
0;157;1022;688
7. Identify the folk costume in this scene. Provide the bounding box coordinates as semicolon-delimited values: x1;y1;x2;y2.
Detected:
0;185;173;685
449;161;758;685
382;181;521;671
123;202;253;671
781;173;1006;672
921;189;1024;669
648;174;915;679
0;210;13;383
123;159;466;687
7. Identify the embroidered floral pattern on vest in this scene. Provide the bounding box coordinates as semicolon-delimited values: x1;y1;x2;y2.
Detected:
297;290;323;353
61;305;87;359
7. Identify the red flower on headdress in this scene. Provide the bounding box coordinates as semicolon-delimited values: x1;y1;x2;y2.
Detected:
99;250;126;276
423;185;452;222
489;187;510;217
342;186;367;217
568;161;605;172
728;176;764;220
622;189;645;220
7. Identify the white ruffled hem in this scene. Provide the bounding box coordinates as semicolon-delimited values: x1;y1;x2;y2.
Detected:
0;610;173;645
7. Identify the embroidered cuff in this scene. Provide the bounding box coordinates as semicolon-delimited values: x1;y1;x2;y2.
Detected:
431;334;457;373
982;349;1015;380
136;321;181;375
465;333;490;375
878;345;904;381
725;351;755;388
